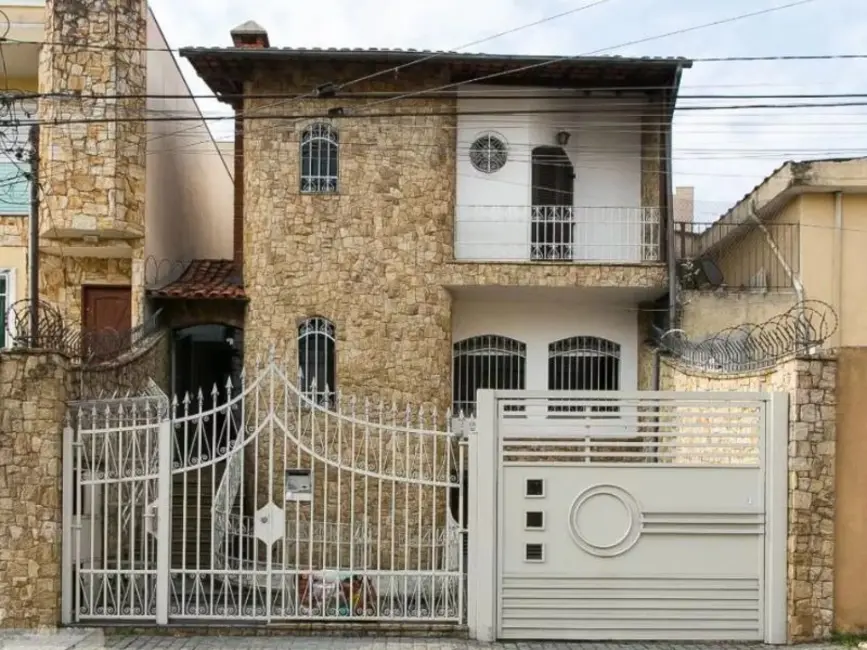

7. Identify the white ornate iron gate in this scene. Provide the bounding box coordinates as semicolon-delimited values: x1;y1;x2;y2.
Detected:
62;354;467;625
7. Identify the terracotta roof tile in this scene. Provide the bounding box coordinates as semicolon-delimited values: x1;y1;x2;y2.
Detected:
148;259;246;301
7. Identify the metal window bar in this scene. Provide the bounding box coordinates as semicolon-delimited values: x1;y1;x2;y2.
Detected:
452;335;526;417
530;206;574;260
300;123;339;193
298;317;336;406
547;336;621;415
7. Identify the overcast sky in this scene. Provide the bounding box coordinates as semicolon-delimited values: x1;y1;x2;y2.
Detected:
148;0;867;219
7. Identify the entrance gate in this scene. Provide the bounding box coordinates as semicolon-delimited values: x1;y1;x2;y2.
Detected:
467;389;789;644
61;354;466;625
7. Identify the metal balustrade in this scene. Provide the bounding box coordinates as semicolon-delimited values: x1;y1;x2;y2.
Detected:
454;205;662;263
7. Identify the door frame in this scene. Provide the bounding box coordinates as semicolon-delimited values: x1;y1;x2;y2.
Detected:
80;284;133;329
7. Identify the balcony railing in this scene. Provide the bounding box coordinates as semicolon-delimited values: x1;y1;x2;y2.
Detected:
674;220;800;290
454;205;662;263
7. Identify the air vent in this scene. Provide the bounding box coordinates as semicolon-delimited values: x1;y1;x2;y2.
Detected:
525;543;544;562
525;479;544;497
525;511;544;529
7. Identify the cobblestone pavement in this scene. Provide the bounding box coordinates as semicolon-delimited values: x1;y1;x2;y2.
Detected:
101;638;840;650
0;632;842;650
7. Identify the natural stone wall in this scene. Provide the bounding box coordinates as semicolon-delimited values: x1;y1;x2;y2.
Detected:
38;256;133;330
661;354;836;642
37;0;147;327
243;63;456;411
640;93;664;212
0;350;70;628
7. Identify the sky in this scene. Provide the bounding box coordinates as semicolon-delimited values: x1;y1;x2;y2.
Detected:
148;0;867;221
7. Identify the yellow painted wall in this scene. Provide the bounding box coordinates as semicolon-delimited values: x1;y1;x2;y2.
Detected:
0;246;26;305
797;192;867;347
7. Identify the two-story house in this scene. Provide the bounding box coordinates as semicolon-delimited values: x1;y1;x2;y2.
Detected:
181;23;691;414
0;0;234;360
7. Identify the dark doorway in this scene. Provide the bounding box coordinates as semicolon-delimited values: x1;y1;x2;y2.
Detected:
172;325;243;455
531;146;575;260
81;285;132;358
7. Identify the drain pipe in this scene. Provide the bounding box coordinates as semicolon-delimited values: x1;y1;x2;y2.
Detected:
747;201;807;348
664;101;677;331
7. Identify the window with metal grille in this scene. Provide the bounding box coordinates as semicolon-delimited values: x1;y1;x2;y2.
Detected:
298;317;336;406
300;123;339;193
547;336;620;414
452;335;526;417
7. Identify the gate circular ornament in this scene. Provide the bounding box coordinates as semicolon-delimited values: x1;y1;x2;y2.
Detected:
568;484;643;557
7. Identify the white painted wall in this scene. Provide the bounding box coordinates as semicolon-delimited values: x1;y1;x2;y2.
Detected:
454;86;646;262
145;8;234;264
451;298;638;391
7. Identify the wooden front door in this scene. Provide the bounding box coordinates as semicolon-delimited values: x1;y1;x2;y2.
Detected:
82;285;132;359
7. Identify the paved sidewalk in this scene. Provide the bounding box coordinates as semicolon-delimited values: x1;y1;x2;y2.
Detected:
101;637;841;650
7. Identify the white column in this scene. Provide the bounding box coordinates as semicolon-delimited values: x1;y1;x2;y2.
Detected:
765;392;789;644
468;389;498;642
155;419;173;625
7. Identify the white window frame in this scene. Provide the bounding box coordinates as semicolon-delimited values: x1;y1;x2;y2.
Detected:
299;122;339;194
0;268;16;349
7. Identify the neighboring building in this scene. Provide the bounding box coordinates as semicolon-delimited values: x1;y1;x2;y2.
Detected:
674;185;694;223
181;23;691;412
0;0;233;349
675;157;867;345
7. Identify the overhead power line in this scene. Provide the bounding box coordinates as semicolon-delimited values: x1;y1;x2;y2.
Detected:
13;101;867;127
10;90;867;101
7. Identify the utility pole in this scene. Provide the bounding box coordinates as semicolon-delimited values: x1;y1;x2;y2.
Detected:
28;124;39;347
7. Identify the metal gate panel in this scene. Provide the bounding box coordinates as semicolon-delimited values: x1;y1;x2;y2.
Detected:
63;353;467;625
492;390;770;642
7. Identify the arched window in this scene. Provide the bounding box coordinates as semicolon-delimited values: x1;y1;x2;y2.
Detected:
300;122;339;193
549;336;620;415
298;317;336;404
452;335;526;417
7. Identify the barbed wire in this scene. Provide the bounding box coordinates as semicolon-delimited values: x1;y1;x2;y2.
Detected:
653;299;837;373
4;299;164;365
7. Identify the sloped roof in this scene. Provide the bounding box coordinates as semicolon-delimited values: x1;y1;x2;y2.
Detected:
148;259;246;301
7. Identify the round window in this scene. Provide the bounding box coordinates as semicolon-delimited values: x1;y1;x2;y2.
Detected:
469;133;508;173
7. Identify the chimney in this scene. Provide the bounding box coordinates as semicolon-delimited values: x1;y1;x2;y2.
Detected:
231;20;270;48
674;186;695;223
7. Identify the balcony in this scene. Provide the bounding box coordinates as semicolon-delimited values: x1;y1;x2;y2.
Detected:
674;221;800;290
454;206;662;263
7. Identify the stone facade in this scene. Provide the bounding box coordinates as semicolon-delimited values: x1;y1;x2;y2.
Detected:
242;61;671;412
0;350;70;628
660;354;836;642
37;0;147;327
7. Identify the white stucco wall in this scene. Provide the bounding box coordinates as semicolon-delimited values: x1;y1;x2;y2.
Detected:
144;8;233;264
454;86;646;262
451;297;638;391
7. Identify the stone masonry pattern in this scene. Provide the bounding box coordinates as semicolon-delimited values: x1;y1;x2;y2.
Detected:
660;354;836;642
37;0;148;327
0;351;69;628
242;61;670;413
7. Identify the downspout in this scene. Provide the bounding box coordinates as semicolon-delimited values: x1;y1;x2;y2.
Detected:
748;202;804;303
747;200;807;349
665;70;682;331
835;191;843;347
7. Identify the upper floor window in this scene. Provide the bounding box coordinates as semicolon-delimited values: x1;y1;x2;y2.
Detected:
300;123;339;194
469;133;508;174
298;316;336;405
